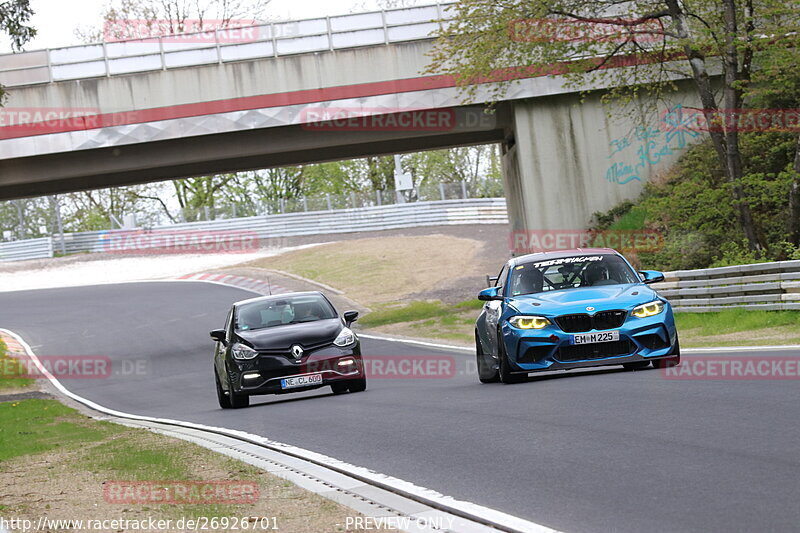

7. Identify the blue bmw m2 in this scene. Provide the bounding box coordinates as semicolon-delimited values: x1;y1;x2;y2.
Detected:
475;248;680;383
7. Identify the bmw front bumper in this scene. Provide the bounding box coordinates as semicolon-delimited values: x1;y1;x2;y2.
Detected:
501;311;678;374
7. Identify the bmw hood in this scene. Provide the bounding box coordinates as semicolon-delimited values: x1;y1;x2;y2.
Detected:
508;284;660;315
235;318;342;351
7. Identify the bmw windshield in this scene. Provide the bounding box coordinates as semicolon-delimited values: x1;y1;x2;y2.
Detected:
508;254;639;297
235;294;337;331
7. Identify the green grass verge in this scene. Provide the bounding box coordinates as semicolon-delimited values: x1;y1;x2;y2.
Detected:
0;339;34;391
0;399;273;521
675;309;800;336
0;399;121;462
0;399;360;529
359;299;482;328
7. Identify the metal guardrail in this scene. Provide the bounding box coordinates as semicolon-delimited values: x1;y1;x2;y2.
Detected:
0;237;53;262
0;198;507;262
653;261;800;312
4;209;799;315
0;3;453;88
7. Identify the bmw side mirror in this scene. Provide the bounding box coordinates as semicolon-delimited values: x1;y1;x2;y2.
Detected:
478;286;502;301
210;329;226;343
639;270;665;284
343;311;359;326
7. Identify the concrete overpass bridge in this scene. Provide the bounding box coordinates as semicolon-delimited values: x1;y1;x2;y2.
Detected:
0;3;699;233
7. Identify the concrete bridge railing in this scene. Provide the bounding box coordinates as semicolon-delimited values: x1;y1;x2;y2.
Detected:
0;2;453;87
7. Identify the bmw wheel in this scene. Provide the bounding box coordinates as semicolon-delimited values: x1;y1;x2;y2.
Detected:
476;332;499;383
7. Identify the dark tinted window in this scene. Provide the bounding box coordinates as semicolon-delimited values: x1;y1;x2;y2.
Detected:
235;294;337;331
509;254;638;296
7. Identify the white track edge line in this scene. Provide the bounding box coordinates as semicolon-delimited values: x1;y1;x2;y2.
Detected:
147;280;800;355
5;277;797;357
187;281;800;356
0;328;559;533
358;333;800;354
357;333;474;353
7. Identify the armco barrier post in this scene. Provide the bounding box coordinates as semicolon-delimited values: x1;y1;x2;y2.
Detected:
52;195;66;254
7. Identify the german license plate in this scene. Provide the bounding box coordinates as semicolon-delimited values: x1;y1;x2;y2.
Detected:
571;331;620;344
281;373;322;389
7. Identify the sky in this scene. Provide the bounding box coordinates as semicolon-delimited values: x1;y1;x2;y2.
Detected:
1;0;417;53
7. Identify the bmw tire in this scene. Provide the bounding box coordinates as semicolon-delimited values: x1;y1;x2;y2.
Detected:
476;332;499;383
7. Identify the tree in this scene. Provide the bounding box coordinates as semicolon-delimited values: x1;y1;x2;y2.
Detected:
62;183;172;230
73;0;272;220
745;41;800;245
223;167;306;216
403;145;504;197
0;0;36;101
76;0;270;42
427;0;800;251
172;173;237;221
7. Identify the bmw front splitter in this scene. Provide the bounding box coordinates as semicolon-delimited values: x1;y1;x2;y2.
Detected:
503;350;678;376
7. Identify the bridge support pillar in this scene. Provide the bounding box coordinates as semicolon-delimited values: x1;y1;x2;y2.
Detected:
501;89;700;254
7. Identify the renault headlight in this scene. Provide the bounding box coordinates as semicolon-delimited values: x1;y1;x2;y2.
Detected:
231;343;258;360
631;300;665;318
334;327;356;347
508;316;550;329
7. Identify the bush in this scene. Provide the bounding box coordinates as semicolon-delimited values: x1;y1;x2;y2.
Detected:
592;129;799;270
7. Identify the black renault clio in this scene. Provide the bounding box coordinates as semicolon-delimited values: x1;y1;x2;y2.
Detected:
211;291;365;408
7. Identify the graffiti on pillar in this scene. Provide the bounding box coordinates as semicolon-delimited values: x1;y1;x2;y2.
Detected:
604;105;701;185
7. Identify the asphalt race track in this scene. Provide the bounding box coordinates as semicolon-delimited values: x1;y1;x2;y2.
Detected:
2;281;799;532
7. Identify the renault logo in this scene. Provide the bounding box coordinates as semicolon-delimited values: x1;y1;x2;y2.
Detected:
291;345;304;360
586;306;595;312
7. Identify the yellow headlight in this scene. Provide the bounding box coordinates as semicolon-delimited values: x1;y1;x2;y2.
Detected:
509;316;550;329
631;300;665;318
